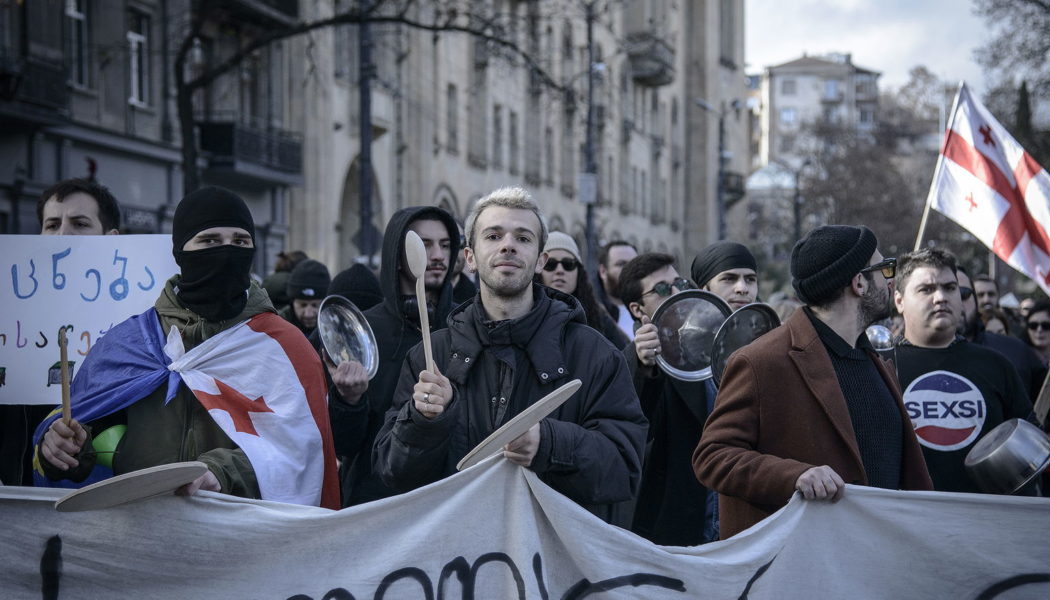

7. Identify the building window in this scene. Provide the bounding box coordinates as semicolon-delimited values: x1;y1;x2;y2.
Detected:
492;104;503;169
860;107;874;124
509;110;519;175
719;0;736;67
544;126;554;185
446;84;458;153
824;79;840;100
781;78;796;95
67;0;90;87
127;10;150;106
779;107;796;125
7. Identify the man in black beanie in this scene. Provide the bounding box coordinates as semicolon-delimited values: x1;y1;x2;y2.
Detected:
279;259;331;337
695;225;932;539
691;241;759;311
35;186;340;507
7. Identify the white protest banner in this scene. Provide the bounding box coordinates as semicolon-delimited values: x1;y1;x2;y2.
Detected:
1;457;1047;599
0;235;178;405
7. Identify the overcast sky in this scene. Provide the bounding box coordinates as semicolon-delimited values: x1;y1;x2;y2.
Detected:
746;0;991;93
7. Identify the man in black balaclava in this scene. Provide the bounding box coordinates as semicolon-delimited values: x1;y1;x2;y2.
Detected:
35;187;339;506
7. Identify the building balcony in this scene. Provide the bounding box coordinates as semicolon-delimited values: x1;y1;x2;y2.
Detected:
0;49;69;130
197;114;303;187
222;0;299;28
723;171;746;207
625;31;675;87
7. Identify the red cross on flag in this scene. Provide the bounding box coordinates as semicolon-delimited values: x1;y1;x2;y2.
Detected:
924;83;1050;293
167;312;340;509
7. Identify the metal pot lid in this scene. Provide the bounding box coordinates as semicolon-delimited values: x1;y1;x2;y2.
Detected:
317;295;379;380
651;290;733;381
711;302;781;387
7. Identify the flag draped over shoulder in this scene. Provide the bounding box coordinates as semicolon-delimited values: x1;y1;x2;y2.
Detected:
167;312;339;509
33;309;339;509
926;82;1050;293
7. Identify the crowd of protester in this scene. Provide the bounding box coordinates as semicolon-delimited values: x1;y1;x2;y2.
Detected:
5;177;1048;545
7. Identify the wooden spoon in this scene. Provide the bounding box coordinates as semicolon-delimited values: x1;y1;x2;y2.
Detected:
58;326;71;425
404;230;435;373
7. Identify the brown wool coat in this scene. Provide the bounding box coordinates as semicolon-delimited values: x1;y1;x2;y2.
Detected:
693;309;933;539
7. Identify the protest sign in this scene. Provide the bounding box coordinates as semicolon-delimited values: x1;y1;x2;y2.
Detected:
0;235;177;405
1;457;1047;599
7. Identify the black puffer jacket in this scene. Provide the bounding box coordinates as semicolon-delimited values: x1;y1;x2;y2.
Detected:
329;206;459;506
373;284;648;521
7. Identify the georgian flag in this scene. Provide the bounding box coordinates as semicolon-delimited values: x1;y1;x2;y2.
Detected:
167;313;340;509
926;82;1050;293
34;309;339;509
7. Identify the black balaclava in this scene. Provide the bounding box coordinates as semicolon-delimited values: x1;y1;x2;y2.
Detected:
171;186;256;322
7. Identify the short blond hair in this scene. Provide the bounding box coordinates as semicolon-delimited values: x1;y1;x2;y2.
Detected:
464;186;548;250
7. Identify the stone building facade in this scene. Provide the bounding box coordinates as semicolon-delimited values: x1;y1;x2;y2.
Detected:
0;0;748;276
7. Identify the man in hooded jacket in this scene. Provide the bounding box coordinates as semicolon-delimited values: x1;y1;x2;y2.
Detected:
373;188;647;523
329;205;460;506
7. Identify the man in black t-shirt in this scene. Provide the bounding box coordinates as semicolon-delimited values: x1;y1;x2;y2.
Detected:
891;249;1033;493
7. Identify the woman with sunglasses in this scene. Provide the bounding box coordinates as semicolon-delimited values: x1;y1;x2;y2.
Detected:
536;232;630;349
1023;300;1050;366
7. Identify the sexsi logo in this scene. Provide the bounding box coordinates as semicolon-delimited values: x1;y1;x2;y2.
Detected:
903;370;986;451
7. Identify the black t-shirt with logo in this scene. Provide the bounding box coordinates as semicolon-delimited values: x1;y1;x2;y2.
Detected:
889;340;1033;493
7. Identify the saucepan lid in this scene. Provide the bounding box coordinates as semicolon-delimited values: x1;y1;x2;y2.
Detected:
711;302;781;387
317;295;379;379
651;290;733;381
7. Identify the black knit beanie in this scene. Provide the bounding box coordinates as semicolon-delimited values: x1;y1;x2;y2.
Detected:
330;264;383;311
791;225;877;305
691;241;758;288
287;259;331;300
172;186;255;253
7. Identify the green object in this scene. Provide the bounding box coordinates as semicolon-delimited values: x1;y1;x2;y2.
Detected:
91;425;126;469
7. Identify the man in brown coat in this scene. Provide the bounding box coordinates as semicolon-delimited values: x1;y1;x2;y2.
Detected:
694;225;932;539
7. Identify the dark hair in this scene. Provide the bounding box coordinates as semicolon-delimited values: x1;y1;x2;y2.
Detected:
617;252;676;309
38;178;121;232
973;273;998;293
274;250;309;273
979;307;1011;335
598;240;637;269
1024;300;1050;348
534;263;606;331
896;248;958;294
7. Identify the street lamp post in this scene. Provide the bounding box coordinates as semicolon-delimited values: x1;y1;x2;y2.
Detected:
792;158;812;243
695;98;739;241
582;0;598;274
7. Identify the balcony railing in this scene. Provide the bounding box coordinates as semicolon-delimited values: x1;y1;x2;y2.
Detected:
197;114;303;177
0;48;68;113
626;31;675;87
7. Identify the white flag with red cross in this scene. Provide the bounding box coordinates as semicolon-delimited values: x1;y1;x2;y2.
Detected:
166;312;340;509
925;82;1050;293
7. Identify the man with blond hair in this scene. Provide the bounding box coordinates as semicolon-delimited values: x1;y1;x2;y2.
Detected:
373;187;647;523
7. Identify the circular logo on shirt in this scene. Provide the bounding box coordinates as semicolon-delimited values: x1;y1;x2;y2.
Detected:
903;370;986;451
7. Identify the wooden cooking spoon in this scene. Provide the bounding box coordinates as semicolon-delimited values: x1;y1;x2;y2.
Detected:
404;230;436;373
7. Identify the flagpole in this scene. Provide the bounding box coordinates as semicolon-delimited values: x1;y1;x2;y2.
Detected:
914;82;966;251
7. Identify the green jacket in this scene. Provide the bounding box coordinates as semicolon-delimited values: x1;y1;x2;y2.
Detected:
40;277;276;498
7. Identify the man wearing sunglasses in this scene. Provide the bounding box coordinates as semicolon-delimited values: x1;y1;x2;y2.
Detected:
696;225;932;539
615;253;723;545
890;249;1033;494
955;267;1044;403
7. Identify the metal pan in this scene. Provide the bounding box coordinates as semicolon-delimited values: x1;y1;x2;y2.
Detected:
711;302;781;387
651;290;733;381
317;295;379;379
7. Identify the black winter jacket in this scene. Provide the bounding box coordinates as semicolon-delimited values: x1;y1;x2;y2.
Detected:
373;284;648;522
329;206;460;506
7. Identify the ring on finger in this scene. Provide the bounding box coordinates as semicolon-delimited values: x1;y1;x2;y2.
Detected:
423;392;431;404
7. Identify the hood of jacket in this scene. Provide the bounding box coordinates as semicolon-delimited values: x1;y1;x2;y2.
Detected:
444;283;587;386
376;206;460;327
155;275;275;350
